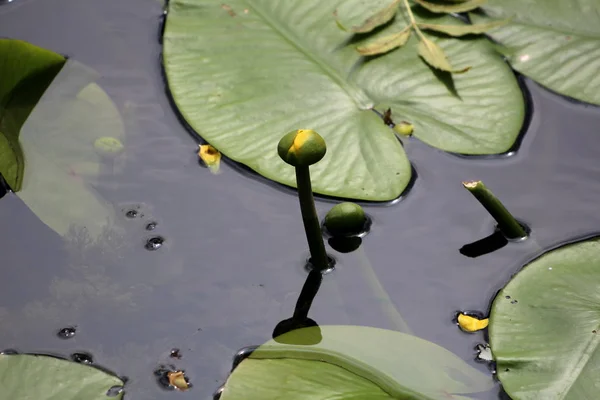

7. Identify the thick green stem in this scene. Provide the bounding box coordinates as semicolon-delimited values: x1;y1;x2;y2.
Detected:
463;180;527;239
296;166;329;270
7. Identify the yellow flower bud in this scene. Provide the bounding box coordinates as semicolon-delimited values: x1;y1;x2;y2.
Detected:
277;129;327;167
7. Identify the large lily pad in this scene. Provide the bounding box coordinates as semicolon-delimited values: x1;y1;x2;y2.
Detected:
474;0;600;105
0;354;124;399
221;325;494;399
489;236;600;399
163;0;523;201
0;39;65;191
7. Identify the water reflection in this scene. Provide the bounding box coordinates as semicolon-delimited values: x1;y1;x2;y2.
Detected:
272;269;322;345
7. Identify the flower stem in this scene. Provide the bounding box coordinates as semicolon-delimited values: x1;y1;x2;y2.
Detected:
463;180;527;239
296;166;329;270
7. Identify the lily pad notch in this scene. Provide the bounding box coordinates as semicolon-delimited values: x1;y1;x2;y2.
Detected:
162;0;525;201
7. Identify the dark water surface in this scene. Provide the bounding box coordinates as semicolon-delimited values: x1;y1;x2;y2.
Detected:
2;0;600;399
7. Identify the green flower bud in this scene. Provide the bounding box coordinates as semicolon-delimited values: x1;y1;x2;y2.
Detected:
277;129;326;167
94;136;124;158
324;202;367;237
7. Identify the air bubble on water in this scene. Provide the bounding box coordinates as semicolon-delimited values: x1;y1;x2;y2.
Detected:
548;267;553;270
511;299;518;304
106;385;124;397
125;209;138;218
505;295;511;299
145;236;165;250
71;352;94;364
146;221;158;231
170;348;182;359
57;326;77;339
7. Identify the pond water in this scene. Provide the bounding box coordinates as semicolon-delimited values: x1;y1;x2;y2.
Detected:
1;0;600;399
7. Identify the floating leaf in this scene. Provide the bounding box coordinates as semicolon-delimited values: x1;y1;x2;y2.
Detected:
163;0;523;200
417;36;470;73
457;313;489;332
356;25;411;56
417;19;509;37
490;236;600;399
414;0;486;13
220;325;494;399
198;144;221;174
0;39;65;191
350;0;400;33
473;0;600;105
0;354;124;399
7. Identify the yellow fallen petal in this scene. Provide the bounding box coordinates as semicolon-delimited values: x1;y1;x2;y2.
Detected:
457;313;489;332
198;144;221;174
168;370;190;391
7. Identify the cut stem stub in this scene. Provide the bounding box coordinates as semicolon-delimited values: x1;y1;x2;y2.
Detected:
462;180;527;240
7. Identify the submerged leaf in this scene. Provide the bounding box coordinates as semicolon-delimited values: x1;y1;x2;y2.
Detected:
490;236;600;399
198;144;222;174
457;313;489;332
418;19;509;37
414;0;486;13
350;0;400;33
221;325;494;399
17;59;123;238
356;26;411;56
417;36;470;73
0;354;124;399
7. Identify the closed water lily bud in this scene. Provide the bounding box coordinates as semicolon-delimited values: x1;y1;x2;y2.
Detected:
278;129;326;167
324;202;366;237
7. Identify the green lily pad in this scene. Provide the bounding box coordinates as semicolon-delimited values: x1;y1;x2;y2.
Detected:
221;325;494;399
0;39;65;191
473;0;600;105
163;0;523;201
489;236;600;399
0;354;124;399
